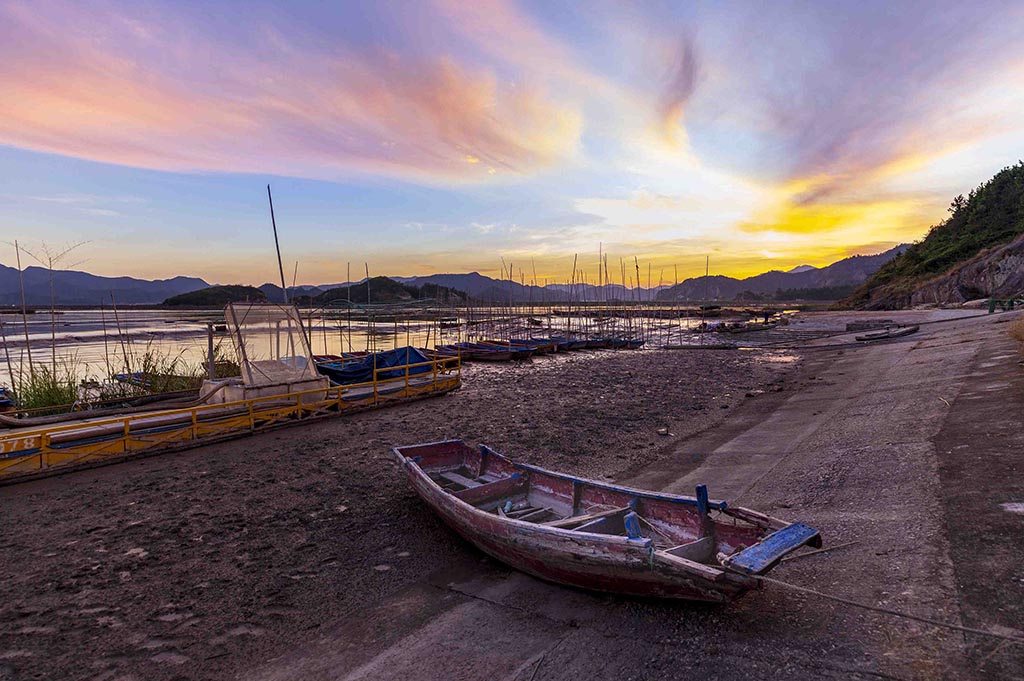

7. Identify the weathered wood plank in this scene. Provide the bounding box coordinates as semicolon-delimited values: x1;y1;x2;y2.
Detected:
723;522;820;574
454;474;525;506
515;507;553;523
654;550;724;581
439;471;483;489
542;506;629;529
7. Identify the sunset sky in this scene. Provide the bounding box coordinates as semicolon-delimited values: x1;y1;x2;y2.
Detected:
2;0;1024;286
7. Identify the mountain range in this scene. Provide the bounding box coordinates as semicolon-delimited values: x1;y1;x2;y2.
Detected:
0;245;904;307
0;264;208;306
655;245;908;302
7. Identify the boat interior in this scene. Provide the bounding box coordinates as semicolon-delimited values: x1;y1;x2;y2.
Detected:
399;440;796;569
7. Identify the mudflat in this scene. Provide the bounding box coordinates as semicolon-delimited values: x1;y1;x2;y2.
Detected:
1;310;1021;680
0;345;790;680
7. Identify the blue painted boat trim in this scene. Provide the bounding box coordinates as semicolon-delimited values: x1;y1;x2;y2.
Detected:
724;522;820;574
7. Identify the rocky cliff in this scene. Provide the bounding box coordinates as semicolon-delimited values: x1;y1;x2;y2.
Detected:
908;234;1024;306
847;162;1024;309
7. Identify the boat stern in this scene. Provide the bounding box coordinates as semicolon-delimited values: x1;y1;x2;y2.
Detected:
719;522;821;576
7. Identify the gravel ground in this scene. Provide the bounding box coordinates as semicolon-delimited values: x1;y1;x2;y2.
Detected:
0;347;796;681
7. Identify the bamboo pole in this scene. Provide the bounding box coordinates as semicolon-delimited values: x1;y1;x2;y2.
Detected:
14;241;33;373
267;185;288;304
0;316;13;390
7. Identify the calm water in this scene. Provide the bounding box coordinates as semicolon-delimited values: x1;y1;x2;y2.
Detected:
0;306;717;387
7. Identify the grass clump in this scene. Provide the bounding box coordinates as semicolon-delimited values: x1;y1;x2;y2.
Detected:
9;358;84;415
1009;318;1024;344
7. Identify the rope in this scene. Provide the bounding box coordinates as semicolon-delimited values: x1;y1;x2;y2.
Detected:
737;570;1024;645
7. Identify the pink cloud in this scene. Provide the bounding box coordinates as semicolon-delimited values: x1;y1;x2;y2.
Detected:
0;0;582;182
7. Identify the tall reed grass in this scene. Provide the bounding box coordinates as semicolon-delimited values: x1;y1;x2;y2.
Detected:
5;341;241;413
9;355;84;414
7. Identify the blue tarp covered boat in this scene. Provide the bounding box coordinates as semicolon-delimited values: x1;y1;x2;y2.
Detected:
436;343;516;362
316;346;433;385
0;387;14;411
511;338;555;353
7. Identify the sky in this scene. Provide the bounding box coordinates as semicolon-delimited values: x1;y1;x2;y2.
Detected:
2;0;1024;286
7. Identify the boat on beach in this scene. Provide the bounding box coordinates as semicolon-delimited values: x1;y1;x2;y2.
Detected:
436;343;515;362
0;387;13;412
855;325;920;342
393;439;821;602
548;336;589;351
511;338;556;354
316;346;433;385
723;321;778;334
476;340;536;359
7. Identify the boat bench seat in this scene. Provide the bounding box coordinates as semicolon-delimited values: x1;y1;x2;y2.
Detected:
440;471;483;489
454;474;525;507
543;506;630;529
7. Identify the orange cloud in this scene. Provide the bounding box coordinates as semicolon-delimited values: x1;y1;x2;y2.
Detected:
736;197;934;241
0;1;582;182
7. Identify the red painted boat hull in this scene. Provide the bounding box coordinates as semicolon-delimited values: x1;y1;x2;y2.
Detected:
393;440;819;602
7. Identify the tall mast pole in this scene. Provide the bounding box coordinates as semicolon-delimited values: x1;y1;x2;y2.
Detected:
267;185;288;303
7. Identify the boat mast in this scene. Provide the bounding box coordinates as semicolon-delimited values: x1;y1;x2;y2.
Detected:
267;185;288;304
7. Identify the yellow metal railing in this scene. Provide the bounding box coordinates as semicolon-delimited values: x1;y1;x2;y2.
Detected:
0;356;460;479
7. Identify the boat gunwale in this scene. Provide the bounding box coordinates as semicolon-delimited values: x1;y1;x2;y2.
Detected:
478;443;729;511
390;439;784;583
393;442;655;552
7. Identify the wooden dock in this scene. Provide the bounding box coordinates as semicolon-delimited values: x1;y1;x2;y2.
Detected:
0;358;460;482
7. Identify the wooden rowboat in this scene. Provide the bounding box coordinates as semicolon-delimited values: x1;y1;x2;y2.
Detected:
435;343;515;362
855;325;920;342
393;440;821;602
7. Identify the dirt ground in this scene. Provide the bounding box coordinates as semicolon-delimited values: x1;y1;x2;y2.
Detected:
0;347;795;681
2;310;1021;681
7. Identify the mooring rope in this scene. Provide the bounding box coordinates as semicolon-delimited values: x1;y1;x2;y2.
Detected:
736;570;1024;645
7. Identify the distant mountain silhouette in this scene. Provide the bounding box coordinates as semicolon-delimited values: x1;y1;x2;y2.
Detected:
656;246;907;302
163;285;266;307
0;264;208;306
394;272;668;303
0;245;907;308
257;283;333;303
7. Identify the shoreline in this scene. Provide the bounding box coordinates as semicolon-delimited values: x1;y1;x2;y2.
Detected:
0;344;796;680
0;309;1020;679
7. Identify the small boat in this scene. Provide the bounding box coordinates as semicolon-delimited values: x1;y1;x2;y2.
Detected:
724;321;778;334
436;343;514;362
394;440;821;602
623;339;645;349
419;349;461;370
855;325;920;342
478;341;536;360
316;346;433;385
549;336;589;351
0;387;14;412
531;336;572;352
585;338;612;349
511;338;555;354
662;343;736;350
